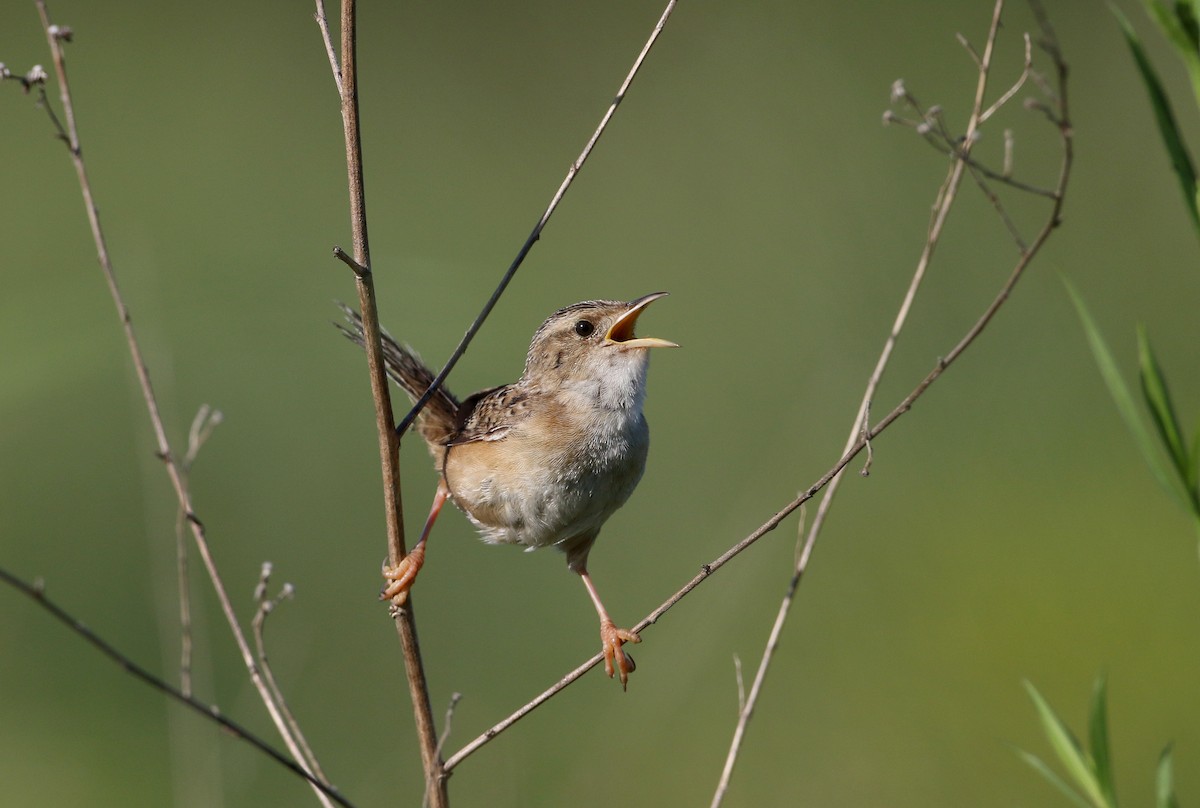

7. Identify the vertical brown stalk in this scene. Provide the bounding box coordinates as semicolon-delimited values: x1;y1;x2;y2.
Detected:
329;0;448;803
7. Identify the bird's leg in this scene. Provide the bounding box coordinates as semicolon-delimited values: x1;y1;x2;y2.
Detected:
382;484;448;605
578;568;641;689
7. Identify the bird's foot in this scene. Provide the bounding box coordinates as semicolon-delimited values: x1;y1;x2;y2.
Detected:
599;618;641;690
380;544;426;606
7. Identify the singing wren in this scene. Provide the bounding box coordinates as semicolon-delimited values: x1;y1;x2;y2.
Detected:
340;293;676;687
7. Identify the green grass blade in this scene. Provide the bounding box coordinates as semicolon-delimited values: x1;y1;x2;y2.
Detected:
1156;744;1180;808
1137;326;1195;504
1137;327;1191;483
1192;420;1200;495
1145;0;1200;111
1192;0;1200;50
1024;681;1109;807
1014;747;1094;808
1116;3;1200;236
1147;0;1198;52
1065;279;1191;510
1087;675;1117;806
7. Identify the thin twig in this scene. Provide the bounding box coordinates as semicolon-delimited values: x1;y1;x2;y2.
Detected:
313;1;445;803
885;83;1058;199
980;32;1033;123
859;400;874;477
445;0;1073;775
964;160;1028;251
175;404;222;696
733;656;745;714
434;692;463;762
0;567;355;808
314;0;342;98
393;0;679;439
252;564;327;783
31;4;336;805
711;573;800;806
426;693;463;808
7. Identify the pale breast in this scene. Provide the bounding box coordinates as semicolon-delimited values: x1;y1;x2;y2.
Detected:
442;391;650;551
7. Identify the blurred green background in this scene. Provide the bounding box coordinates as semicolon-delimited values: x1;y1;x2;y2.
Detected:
3;1;1199;805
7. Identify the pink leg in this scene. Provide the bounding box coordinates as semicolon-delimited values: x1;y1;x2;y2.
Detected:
382;484;448;605
578;568;641;689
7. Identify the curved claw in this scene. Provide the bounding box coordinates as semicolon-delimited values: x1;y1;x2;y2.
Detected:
600;619;641;690
380;544;426;605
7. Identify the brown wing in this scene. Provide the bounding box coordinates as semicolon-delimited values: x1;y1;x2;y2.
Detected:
450;384;534;445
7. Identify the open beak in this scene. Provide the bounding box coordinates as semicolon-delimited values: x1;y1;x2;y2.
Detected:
605;291;679;349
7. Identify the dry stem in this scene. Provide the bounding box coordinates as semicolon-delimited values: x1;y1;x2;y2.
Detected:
175;404;222;697
253;564;328;784
314;1;445;803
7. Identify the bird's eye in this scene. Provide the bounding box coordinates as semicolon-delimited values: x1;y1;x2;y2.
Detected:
574;320;595;337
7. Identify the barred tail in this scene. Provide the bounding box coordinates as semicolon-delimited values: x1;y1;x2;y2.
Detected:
336;304;460;449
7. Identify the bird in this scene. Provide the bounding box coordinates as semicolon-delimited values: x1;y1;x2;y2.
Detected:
338;293;676;688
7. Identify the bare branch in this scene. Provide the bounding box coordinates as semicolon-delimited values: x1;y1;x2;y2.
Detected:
957;32;983;69
252;564;327;783
314;0;343;97
0;567;355;808
175;404;223;696
313;1;445;802
858;401;874;477
426;693;464;808
733;656;745;715
980;32;1033;124
332;244;368;277
710;573;799;808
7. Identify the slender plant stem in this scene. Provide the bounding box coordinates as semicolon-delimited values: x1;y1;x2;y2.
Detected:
175;404;221;698
0;567;355;808
33;3;337;804
253;566;327;783
315;1;446;803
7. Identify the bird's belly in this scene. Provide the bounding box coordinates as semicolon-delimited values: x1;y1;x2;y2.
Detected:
443;416;649;550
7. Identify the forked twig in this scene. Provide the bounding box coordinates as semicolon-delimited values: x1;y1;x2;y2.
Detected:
426;693;463;808
252;564;327;784
29;3;337;805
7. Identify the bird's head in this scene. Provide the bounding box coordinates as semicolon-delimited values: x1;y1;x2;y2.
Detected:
523;292;677;400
